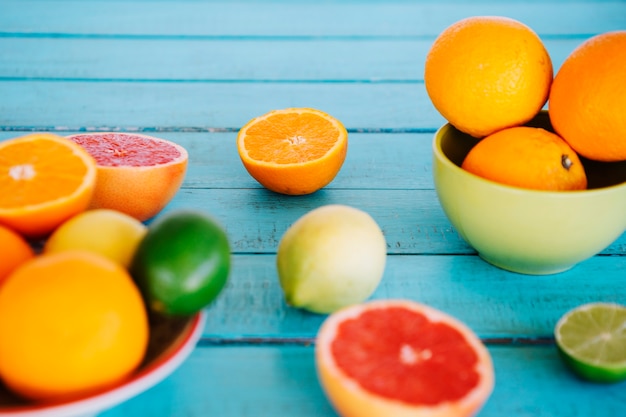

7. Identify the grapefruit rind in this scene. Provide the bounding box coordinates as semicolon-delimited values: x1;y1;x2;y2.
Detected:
66;133;188;222
554;302;626;383
315;299;495;417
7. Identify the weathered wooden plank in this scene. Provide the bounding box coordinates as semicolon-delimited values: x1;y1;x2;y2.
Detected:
0;131;436;190
0;82;443;129
2;1;625;37
200;253;626;339
98;344;626;417
155;188;626;256
0;38;583;81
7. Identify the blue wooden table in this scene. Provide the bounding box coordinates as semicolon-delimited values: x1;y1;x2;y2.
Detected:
2;1;626;416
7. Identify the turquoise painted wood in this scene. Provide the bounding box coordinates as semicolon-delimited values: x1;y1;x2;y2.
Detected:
97;345;626;417
1;0;626;416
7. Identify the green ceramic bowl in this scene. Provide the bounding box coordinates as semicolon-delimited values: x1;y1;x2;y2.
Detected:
432;111;626;275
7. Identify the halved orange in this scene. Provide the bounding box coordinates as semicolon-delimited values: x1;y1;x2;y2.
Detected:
0;134;97;238
237;108;348;195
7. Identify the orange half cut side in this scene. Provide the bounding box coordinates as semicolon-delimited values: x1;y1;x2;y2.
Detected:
0;134;97;237
237;108;348;195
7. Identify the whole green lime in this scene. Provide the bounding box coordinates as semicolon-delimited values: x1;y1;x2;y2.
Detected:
130;209;231;316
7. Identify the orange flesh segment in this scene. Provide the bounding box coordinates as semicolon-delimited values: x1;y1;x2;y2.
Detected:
331;307;480;405
242;113;340;164
69;134;182;167
0;140;90;209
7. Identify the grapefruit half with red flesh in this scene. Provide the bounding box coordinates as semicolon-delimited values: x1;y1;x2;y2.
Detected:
67;133;188;222
315;299;494;417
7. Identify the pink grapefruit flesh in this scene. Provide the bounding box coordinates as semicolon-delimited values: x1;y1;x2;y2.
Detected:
67;133;188;222
315;299;494;417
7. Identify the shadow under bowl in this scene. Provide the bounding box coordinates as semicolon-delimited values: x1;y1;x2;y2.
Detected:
432;111;626;275
0;311;206;417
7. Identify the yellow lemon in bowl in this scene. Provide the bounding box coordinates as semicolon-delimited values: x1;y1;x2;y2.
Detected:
44;209;147;268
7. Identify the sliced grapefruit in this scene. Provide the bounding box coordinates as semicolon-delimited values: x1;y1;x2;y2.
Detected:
315;299;494;417
0;133;97;238
66;133;188;222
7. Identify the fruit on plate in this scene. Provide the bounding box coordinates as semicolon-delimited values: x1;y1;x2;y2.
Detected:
44;208;148;268
0;251;149;401
0;133;97;237
130;209;231;316
0;224;34;284
425;16;552;138
549;30;626;162
276;205;386;314
554;302;626;383
66;132;188;221
315;299;495;417
237;107;348;195
461;126;587;191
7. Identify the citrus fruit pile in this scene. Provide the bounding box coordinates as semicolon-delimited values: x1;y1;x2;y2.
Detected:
425;16;626;191
0;132;231;403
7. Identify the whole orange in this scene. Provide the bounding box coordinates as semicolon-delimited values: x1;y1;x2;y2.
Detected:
549;31;626;162
0;251;149;401
461;126;587;191
425;16;553;138
0;224;34;284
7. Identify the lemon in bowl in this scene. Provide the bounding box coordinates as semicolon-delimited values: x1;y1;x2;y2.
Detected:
432;111;626;275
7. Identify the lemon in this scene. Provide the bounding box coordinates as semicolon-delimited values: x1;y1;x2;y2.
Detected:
130;209;231;316
44;209;147;268
276;204;387;314
555;302;626;383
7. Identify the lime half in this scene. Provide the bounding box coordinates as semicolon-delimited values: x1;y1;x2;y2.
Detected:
554;302;626;383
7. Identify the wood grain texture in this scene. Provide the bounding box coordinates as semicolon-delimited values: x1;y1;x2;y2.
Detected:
2;1;625;37
0;81;442;129
98;344;626;417
0;38;584;81
201;254;626;339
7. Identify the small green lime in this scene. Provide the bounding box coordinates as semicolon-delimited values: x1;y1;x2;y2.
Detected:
130;209;231;316
554;302;626;383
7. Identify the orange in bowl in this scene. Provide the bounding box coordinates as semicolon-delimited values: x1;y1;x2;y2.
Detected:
0;225;34;284
425;16;553;138
237;108;348;195
0;133;97;238
0;251;149;401
461;126;587;191
66;133;188;222
549;30;626;162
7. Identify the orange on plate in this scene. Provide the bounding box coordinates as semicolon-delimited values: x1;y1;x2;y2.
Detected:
66;133;188;221
0;250;149;401
0;224;34;284
237;108;348;195
549;31;626;162
461;126;587;191
0;134;97;238
425;16;553;138
316;299;494;417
